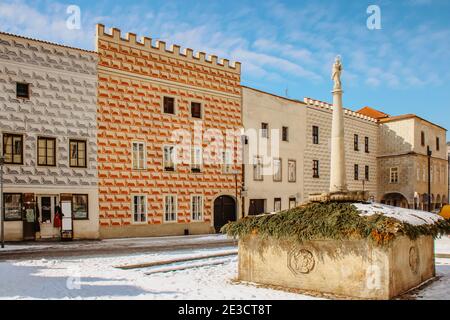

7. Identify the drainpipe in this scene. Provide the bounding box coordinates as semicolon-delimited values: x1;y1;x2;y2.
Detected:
427;146;432;212
0;154;5;248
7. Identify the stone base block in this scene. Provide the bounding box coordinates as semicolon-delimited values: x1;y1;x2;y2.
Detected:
238;235;435;299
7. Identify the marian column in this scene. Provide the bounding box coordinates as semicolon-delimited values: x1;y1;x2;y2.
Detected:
329;56;348;193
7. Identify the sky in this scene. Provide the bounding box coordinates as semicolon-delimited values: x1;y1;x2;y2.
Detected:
1;0;449;139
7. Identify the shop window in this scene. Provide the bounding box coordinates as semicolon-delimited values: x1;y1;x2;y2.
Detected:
3;193;23;221
72;194;88;220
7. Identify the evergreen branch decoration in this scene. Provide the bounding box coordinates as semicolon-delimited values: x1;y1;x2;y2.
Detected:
221;203;450;246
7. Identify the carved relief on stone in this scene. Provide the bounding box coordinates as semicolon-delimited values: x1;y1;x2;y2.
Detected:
288;248;315;275
409;246;419;274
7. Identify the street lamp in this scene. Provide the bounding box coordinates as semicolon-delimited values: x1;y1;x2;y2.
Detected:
0;154;5;249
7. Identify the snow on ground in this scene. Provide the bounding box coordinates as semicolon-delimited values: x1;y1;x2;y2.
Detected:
0;246;317;300
354;202;443;226
412;258;450;300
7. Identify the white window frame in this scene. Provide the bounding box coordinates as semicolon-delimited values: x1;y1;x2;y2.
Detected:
163;145;176;172
253;156;263;181
261;123;269;139
132;141;146;170
164;195;178;223
131;195;147;224
273;158;282;182
191;195;204;222
390;167;399;184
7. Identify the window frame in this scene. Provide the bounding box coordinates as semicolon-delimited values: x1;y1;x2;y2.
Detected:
163;145;176;172
390;167;399;184
222;150;233;174
365;137;370;153
313;160;320;178
16;82;30;99
261;123;269;139
190;101;202;119
282;126;289;142
289;197;297;209
288;159;297;183
131;141;146;170
2;133;24;165
274;198;282;212
191;195;204;222
436;137;440;151
37;137;56;167
273;158;282;182
69;139;88;168
312;126;319;145
191;146;203;173
163;195;178;223
421;131;425;147
253;156;263;181
354;134;359;151
3;193;23;221
131;194;148;224
162;96;176;115
354;164;359;181
72;194;89;220
365;165;370;181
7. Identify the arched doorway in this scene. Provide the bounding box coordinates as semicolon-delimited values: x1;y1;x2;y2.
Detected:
381;193;409;208
213;195;236;233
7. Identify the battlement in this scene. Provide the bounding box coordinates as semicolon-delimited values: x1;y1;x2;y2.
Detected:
96;24;241;74
304;97;378;123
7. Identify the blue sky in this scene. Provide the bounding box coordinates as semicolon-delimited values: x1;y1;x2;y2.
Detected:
1;0;450;139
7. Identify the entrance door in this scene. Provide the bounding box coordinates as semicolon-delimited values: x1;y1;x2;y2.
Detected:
37;195;58;239
23;194;36;240
213;196;236;233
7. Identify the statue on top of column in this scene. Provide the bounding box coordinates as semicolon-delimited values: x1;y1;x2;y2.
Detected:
332;55;343;91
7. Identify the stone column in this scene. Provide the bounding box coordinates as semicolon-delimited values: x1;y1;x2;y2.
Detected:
329;87;348;193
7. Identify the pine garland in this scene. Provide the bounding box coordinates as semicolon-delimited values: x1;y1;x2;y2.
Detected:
221;202;450;246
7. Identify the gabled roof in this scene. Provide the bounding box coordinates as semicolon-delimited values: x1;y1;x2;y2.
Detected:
356;106;389;120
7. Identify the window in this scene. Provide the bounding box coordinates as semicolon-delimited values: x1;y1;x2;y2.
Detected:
261;123;269;138
313;160;320;178
436;137;440;151
164;195;177;222
253;156;263;181
191;195;203;221
191;146;202;173
354;134;359;151
191;102;202;118
131;142;145;170
288;160;296;183
37;137;56;166
282;127;289;142
354;164;359;181
273;158;282;182
365;137;369;153
163;145;175;171
390;167;399;183
223;151;233;174
274;198;282;212
16;82;30;99
365;165;370;181
312;126;319;144
249;199;266;216
70;140;87;168
2;134;23;164
421;131;425;146
289;197;297;209
3;193;22;221
72;194;88;220
132;195;147;223
163;96;175;114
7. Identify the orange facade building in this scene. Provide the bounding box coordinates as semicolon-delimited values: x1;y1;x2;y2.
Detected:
95;25;243;238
